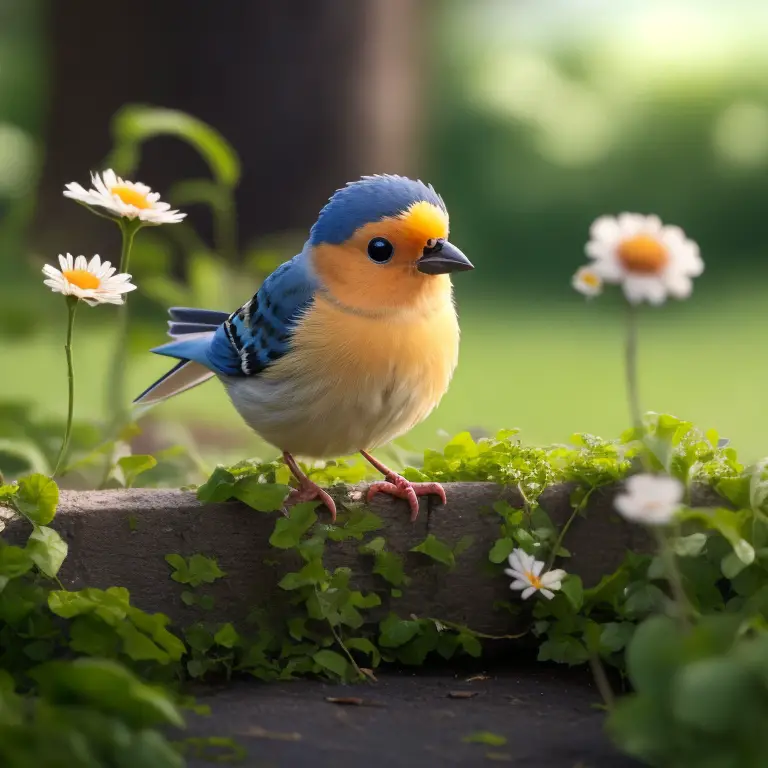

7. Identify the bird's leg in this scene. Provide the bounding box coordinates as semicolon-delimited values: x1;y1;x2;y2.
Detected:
360;449;447;522
283;451;337;522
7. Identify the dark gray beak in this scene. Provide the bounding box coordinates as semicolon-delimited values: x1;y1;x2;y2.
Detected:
416;241;474;275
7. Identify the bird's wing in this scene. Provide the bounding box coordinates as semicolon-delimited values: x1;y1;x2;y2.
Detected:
208;251;318;376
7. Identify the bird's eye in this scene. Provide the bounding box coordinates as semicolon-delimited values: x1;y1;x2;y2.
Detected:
367;237;394;264
425;238;438;250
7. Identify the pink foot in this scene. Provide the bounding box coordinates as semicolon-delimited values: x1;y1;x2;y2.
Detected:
282;451;337;521
285;482;337;522
365;475;447;522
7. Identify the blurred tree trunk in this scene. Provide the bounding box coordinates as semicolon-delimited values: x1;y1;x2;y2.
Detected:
34;0;427;258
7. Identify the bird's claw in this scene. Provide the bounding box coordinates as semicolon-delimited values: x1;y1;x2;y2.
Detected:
366;475;447;521
285;482;337;522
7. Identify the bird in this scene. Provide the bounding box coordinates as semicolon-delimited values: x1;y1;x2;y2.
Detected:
135;174;474;521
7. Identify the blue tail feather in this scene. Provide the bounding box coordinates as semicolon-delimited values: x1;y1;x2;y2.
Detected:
168;307;230;326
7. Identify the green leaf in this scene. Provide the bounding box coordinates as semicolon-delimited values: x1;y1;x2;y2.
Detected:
0;543;34;579
626;615;684;697
672;656;759;734
538;636;590;666
117;622;170;663
560;575;584;611
346;638;381;666
116;455;157;488
671;533;708;557
488;538;516;564
196;467;237;502
458;632;482;657
233;478;290;512
600;622;636;653
269;503;318;549
14;473;58;524
313;649;350;678
26;525;68;578
110;105;241;188
278;559;327;590
453;535;475;558
327;509;384;541
31;658;184;728
359;536;386;554
462;731;507;747
379;614;422;648
373;551;408;586
411;534;455;567
165;553;225;587
213;622;240;648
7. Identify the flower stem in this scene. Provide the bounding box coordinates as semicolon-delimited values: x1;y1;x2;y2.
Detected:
654;528;692;626
589;654;615;712
624;303;642;432
53;296;78;477
546;488;595;572
107;219;141;430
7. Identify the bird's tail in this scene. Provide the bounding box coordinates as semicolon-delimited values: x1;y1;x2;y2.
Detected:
133;307;230;407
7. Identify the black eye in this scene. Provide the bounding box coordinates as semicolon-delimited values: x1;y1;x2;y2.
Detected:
367;237;394;264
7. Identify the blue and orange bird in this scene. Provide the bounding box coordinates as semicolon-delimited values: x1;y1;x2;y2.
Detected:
135;175;474;520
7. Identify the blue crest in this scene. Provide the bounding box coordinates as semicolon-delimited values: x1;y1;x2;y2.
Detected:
309;174;446;246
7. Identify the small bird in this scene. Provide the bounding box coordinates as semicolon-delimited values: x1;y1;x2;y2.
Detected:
135;175;473;521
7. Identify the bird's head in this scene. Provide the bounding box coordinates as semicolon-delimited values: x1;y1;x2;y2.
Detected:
308;175;473;315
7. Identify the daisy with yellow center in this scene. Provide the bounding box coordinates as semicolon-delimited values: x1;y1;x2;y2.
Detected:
63;169;185;225
572;265;603;297
42;254;136;306
504;548;567;600
585;213;703;305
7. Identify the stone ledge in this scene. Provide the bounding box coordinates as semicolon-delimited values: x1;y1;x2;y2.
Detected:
3;483;720;635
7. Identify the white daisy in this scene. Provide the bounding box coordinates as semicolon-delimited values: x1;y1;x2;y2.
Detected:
42;254;137;306
63;169;186;225
585;213;703;305
614;473;684;526
572;265;603;297
504;548;567;600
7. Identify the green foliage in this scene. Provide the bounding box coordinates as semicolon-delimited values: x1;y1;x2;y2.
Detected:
165;554;225;587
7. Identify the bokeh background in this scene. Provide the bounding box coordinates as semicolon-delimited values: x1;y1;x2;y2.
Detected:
2;0;768;475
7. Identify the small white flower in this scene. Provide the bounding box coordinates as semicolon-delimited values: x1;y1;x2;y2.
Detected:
63;169;185;225
42;254;137;306
585;213;703;305
614;473;684;526
504;548;567;600
572;265;603;297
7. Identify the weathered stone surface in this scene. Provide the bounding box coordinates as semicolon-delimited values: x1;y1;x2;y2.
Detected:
2;482;723;635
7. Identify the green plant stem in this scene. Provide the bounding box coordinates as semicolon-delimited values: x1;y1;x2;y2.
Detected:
589;654;615;711
213;191;238;264
546;488;595;571
53;296;78;477
107;219;141;430
625;303;642;433
654;528;692;625
428;617;527;641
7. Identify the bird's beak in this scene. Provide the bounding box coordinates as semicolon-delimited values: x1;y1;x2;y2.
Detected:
416;241;474;275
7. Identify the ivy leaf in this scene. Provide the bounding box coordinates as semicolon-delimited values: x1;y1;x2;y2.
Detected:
379;614;422;648
0;543;34;579
313;649;350;679
165;553;225;587
600;622;636;653
454;535;474;558
213;622;240;648
327;509;383;541
26;525;68;578
538;636;590;666
411;534;455;568
116;455;158;488
359;537;386;555
269;503;318;549
117;622;170;663
458;633;482;657
373;551;409;586
346;638;381;667
488;538;516;564
14;474;58;525
278;559;327;590
233;478;290;512
31;657;184;728
196;467;237;502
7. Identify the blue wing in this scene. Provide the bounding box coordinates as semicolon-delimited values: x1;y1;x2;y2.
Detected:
151;250;318;378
